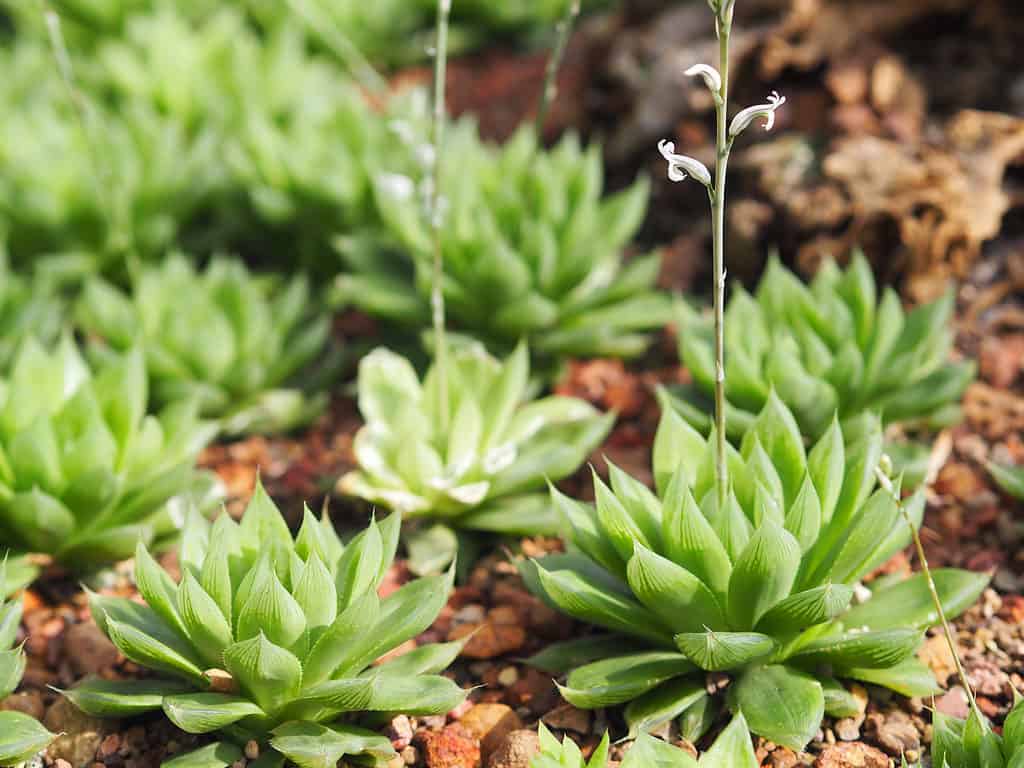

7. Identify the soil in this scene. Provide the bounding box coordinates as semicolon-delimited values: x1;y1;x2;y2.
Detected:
3;1;1024;767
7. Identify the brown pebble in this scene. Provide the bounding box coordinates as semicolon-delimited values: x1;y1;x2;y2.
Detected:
486;729;540;768
458;703;523;762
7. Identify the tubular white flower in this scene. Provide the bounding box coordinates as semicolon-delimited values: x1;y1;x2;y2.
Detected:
657;140;712;187
729;91;786;138
685;63;722;96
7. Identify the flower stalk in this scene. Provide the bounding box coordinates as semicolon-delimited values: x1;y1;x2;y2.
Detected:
876;460;983;721
535;0;581;137
710;15;732;507
431;0;452;430
658;1;784;506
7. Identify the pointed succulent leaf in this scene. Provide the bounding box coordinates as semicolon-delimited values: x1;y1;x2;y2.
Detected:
335;516;384;610
696;714;757;767
533;561;673;645
819;677;862;718
623;677;706;739
270;722;394;768
236;568;306;650
161;742;244;768
661;471;732;599
840;570;990;631
652;392;707;496
64;678;191;717
559;652;695;709
525;635;646;675
621;733;698;767
627;543;726;633
104;618;209;687
733;664;824;751
836;656;941;697
222;633;302;714
792;629;922;669
0;648;26;701
755;583;854;636
276;678;374;723
0;711;55;766
162;693;265;734
301;590;380;687
674;631;775;671
727;521;801;629
364;674;467;715
178;572;234;669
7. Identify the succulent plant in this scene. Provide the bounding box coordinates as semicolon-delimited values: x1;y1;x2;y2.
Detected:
0;335;218;573
932;693;1024;768
990;462;1024;501
670;253;975;443
76;253;336;435
339;343;613;569
523;394;988;749
66;484;466;768
0;560;56;767
334;119;671;363
532;715;758;768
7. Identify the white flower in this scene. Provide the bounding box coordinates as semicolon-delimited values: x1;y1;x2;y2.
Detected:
685;63;722;95
729;91;786;137
657;140;712;187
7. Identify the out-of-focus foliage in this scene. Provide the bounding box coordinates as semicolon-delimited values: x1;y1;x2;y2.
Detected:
76;253;336;435
0;336;219;570
0;252;65;370
670;253;975;442
335;117;670;361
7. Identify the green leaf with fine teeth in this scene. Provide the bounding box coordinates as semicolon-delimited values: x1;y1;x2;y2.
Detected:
162;693;265;734
674;631;775;671
223;633;301;715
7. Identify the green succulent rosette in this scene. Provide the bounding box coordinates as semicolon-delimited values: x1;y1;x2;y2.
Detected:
76;253;336;435
668;254;975;482
0;335;218;573
524;393;988;749
66;484;466;768
334;116;671;364
339;342;613;570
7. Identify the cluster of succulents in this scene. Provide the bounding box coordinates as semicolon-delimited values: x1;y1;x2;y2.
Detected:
523;394;988;748
0;335;219;574
0;560;55;765
76;254;336;435
671;253;975;442
335;120;671;362
340;342;613;568
67;484;466;768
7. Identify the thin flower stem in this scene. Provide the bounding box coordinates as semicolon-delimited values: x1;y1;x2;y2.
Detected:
431;0;451;431
878;466;982;719
535;0;581;138
711;16;732;506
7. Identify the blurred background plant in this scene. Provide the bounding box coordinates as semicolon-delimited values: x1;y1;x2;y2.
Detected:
0;336;220;575
75;253;339;435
